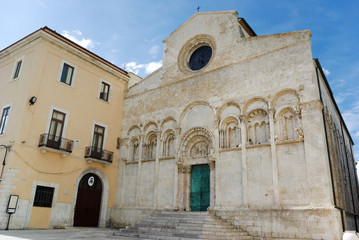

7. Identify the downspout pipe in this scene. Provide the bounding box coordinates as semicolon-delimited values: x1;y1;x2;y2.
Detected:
0;145;10;180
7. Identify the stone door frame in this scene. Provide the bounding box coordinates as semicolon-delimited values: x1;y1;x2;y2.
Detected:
176;127;216;211
70;168;109;227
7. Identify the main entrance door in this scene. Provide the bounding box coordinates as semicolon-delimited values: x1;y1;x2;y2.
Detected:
74;173;102;227
190;164;210;211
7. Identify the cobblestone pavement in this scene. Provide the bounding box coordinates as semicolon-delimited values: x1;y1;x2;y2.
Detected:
0;228;138;240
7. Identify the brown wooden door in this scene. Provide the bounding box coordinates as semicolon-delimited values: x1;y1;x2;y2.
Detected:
73;173;102;227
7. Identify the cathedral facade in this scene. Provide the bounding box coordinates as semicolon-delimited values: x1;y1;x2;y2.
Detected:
113;11;359;239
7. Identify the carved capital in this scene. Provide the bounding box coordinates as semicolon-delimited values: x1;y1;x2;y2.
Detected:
268;108;275;115
176;127;182;135
119;138;129;147
239;115;247;122
178;164;191;173
295;128;304;139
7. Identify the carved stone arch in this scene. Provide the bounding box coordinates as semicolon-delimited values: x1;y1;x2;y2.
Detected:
162;129;176;157
219;115;240;129
179;101;216;127
219;115;241;149
274;107;301;141
129;136;140;161
178;127;215;162
144;121;158;132
161;128;176;139
217;100;241;121
246;108;270;145
127;125;141;137
143;131;158;160
243;97;268;115
160;116;177;131
272;88;300;108
274;106;297;120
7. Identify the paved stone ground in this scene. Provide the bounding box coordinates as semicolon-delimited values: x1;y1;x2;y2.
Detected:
0;228;138;240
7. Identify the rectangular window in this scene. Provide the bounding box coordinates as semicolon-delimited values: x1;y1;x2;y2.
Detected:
47;110;66;149
99;82;110;102
60;63;74;85
0;106;11;135
33;186;55;208
92;125;105;153
13;60;22;79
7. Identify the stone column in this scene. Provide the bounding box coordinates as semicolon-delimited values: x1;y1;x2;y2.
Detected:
154;131;161;207
268;108;280;206
184;165;191;211
209;158;216;210
136;134;144;207
240;115;248;207
173;135;180;209
118;138;128;208
177;163;185;211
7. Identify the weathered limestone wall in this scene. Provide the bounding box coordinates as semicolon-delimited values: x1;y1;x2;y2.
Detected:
112;11;346;238
316;60;359;232
216;208;342;239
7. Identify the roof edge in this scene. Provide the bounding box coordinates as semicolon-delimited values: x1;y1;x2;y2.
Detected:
238;17;257;37
314;58;354;145
163;10;238;43
0;26;129;79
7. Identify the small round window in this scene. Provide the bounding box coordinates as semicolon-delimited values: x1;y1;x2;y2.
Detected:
189;45;212;71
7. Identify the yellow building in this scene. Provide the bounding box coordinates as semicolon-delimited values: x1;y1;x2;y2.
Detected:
0;27;129;229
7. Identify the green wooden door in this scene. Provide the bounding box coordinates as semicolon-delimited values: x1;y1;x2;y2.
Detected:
190;164;210;211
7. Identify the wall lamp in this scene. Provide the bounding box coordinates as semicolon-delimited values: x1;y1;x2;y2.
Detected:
29;96;37;105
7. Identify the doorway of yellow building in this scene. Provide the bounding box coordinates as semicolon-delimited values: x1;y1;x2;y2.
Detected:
73;173;102;227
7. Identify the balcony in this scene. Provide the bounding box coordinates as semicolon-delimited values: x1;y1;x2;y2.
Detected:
84;146;113;166
38;133;74;157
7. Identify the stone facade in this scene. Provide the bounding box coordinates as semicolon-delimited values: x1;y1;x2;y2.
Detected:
112;11;359;239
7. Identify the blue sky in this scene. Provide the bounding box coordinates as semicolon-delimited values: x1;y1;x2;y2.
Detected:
1;0;359;159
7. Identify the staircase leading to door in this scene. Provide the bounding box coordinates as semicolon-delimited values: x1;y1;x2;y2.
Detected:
113;211;253;240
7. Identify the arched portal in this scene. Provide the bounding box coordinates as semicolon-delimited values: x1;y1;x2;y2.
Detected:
177;127;216;212
73;173;102;227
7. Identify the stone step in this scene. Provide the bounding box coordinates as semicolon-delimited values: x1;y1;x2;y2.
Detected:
142;217;232;225
124;226;249;236
114;211;253;240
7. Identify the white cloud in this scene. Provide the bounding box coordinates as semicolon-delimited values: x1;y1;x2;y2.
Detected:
124;61;145;75
149;45;160;56
61;30;95;49
323;67;330;76
73;30;82;36
124;60;162;75
145;60;162;74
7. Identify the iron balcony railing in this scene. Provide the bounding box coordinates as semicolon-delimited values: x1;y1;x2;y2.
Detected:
84;146;113;163
38;133;74;153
